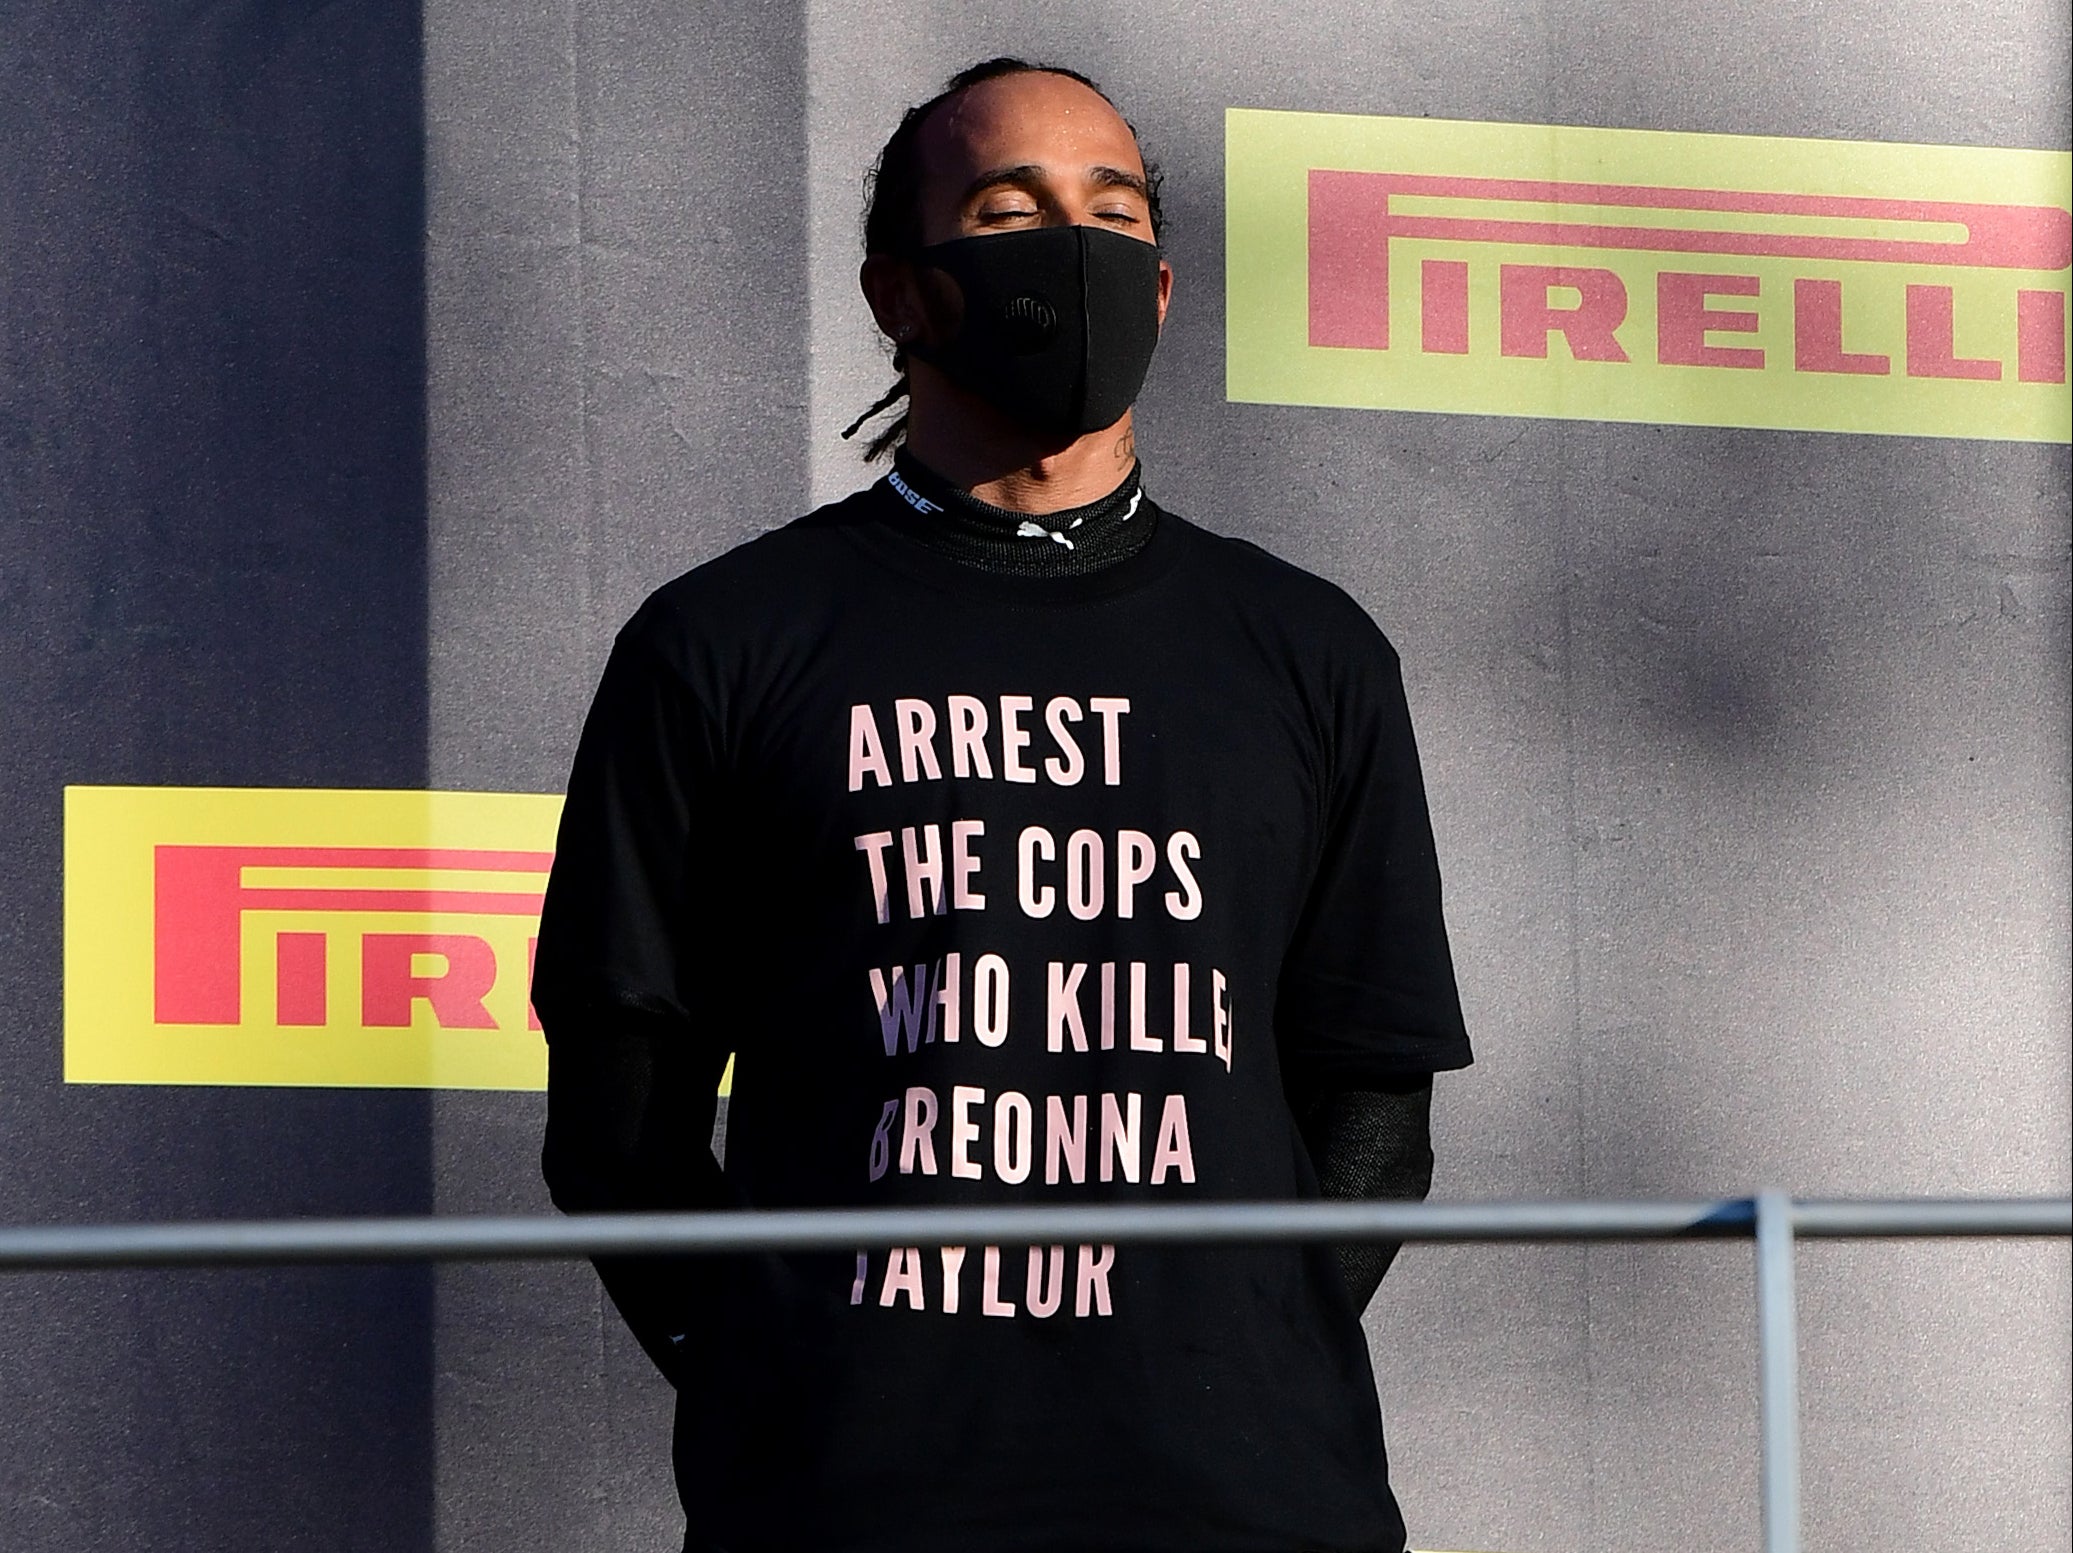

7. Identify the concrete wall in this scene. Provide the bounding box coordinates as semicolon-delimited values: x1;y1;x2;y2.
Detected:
2;2;435;1547
2;1;2066;1548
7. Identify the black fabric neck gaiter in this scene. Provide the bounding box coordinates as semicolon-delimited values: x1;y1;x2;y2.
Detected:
885;449;1156;578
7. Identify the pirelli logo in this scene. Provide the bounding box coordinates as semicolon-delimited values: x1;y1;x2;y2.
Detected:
1227;110;2071;442
65;787;563;1089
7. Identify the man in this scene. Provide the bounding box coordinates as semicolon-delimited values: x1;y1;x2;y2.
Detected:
534;58;1471;1553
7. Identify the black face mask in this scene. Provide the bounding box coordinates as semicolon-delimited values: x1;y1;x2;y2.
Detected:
906;224;1164;437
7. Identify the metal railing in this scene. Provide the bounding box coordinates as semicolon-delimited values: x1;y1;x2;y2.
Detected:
3;1194;2066;1553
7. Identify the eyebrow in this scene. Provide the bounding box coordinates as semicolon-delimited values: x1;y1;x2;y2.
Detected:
960;163;1151;204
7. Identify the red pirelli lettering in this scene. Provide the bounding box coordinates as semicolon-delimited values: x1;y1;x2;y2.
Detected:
1421;259;1470;353
153;845;552;1026
1658;273;1763;369
1500;265;1630;362
2017;289;2068;383
276;932;328;1026
361;933;500;1029
1793;279;1891;375
1905;285;2002;380
1309;169;2071;351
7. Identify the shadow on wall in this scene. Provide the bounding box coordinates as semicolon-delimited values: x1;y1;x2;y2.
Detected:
1554;426;2067;796
1587;549;1822;780
1;2;438;1551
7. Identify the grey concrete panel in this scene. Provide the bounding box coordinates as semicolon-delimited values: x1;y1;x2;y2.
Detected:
423;0;810;1546
785;5;2071;1551
427;1094;680;1553
412;0;2069;1548
802;2;939;508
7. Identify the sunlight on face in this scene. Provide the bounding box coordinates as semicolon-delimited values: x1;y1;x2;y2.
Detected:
916;71;1159;249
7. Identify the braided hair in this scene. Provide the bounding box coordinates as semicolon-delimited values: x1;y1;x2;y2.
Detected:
842;57;1166;461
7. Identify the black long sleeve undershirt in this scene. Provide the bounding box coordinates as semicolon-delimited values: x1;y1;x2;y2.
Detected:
540;1004;731;1387
1294;1079;1437;1313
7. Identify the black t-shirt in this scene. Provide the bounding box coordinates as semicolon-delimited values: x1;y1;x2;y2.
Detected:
533;475;1472;1553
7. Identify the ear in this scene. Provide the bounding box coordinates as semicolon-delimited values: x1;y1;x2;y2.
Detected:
860;255;924;348
1155;257;1174;332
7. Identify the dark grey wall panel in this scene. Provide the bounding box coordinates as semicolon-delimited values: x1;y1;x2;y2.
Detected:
0;2;435;1549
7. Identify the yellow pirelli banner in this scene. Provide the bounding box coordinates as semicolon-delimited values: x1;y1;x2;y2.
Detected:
1226;109;2071;442
65;786;562;1089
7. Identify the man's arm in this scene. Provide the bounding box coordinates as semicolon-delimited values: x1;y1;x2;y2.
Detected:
541;1003;731;1387
1295;1076;1436;1313
1276;618;1467;1313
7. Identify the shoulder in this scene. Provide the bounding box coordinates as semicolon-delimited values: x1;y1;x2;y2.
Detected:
644;484;883;614
1161;508;1403;672
617;485;886;655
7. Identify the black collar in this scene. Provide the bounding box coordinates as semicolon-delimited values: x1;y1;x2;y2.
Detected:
884;448;1156;577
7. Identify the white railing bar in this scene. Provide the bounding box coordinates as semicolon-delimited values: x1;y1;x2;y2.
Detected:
1756;1190;1802;1553
0;1193;2061;1553
1788;1198;2070;1235
0;1196;2062;1273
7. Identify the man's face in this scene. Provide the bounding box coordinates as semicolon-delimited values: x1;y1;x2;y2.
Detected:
874;71;1173;343
917;72;1161;254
